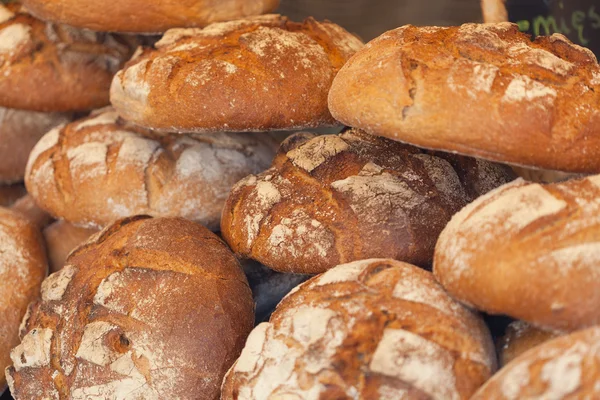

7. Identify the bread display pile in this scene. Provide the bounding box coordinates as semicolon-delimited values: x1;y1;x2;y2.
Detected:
1;0;600;398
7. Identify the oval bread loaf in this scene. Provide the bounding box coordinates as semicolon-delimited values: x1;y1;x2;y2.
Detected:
0;3;138;111
222;258;497;399
6;216;254;400
434;176;600;331
21;0;280;34
25;107;277;230
0;207;47;389
328;23;600;173
472;326;600;399
110;15;364;133
222;129;515;274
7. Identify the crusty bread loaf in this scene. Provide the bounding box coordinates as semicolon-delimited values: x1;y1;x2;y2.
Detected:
222;258;497;399
222;129;515;274
6;216;254;400
25;107;277;230
10;194;53;229
21;0;280;33
0;3;138;112
328;23;600;173
43;220;98;273
434;176;600;331
472;326;600;399
0;207;47;390
110;14;364;133
0;107;71;183
497;321;562;367
480;0;507;23
0;183;26;207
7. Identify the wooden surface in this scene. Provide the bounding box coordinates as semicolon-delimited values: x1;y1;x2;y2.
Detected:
278;0;483;40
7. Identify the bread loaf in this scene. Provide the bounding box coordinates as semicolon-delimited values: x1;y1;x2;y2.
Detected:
43;220;98;273
6;216;254;400
472;326;600;399
110;15;364;133
25;107;277;230
0;207;47;390
0;107;71;183
10;194;53;229
480;0;507;23
328;23;600;173
222;129;515;274
0;3;138;111
434;176;600;331
21;0;280;33
498;321;562;367
222;258;497;399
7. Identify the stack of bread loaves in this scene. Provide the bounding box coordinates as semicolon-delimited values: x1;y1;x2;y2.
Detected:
2;0;600;397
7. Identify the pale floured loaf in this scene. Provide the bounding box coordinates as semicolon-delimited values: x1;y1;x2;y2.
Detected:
6;216;254;400
222;258;497;399
329;23;600;173
434;176;600;331
0;2;138;111
0;207;47;389
472;326;600;399
110;15;364;133
0;107;71;183
43;220;98;273
222;129;515;274
25;107;277;230
497;321;562;367
21;0;280;33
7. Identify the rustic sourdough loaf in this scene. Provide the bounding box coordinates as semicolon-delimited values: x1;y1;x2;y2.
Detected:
222;129;515;274
222;258;497;399
434;176;600;331
21;0;280;34
6;216;254;400
43;220;98;273
0;207;47;390
110;14;364;133
329;23;600;172
497;321;562;367
472;326;600;399
0;107;71;183
25;107;277;230
0;2;138;111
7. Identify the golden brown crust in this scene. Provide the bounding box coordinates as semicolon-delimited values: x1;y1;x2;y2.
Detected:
222;259;496;399
25;107;277;230
110;14;364;133
472;326;600;399
221;129;515;274
0;107;71;183
0;3;138;112
7;216;254;400
329;23;600;173
497;321;562;367
434;176;600;331
0;207;47;389
42;220;98;274
21;0;280;33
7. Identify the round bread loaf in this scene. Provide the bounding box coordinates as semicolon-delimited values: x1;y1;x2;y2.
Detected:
222;129;515;274
21;0;280;34
6;216;254;400
328;23;600;173
43;220;98;273
222;258;497;399
0;107;71;183
10;194;53;229
0;3;138;112
0;207;47;390
110;14;364;133
434;176;600;331
497;321;562;367
25;107;277;230
472;326;600;399
0;183;26;207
